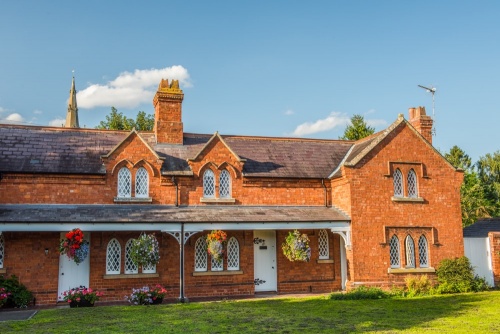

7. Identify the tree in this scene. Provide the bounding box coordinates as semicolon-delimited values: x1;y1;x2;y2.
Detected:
339;114;375;140
96;107;154;131
477;151;500;216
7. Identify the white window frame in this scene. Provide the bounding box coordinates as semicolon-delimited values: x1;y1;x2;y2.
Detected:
407;169;418;198
227;237;240;270
117;167;132;198
393;168;403;197
211;256;223;271
405;235;416;268
389;235;400;268
124;239;138;274
203;169;215;198
142;263;157;274
418;235;429;268
194;237;207;272
0;234;4;269
106;238;121;274
318;229;329;260
219;169;232;199
135;167;149;198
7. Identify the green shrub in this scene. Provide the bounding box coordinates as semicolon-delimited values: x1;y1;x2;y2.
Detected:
435;256;489;293
329;286;390;300
0;275;34;308
405;275;434;297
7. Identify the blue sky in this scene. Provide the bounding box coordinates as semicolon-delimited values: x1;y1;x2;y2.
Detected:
0;1;498;163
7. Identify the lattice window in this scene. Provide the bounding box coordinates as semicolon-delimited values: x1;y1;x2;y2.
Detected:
389;235;400;268
0;234;4;269
106;238;121;274
407;169;418;198
203;169;215;198
124;239;138;274
219;170;231;198
117;167;132;198
393;168;403;197
135;167;149;198
318;229;329;260
142;263;156;274
418;235;429;268
211;256;223;271
194;237;207;272
405;235;416;268
227;237;239;270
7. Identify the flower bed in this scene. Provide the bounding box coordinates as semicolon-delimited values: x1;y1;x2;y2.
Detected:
125;285;167;305
61;286;103;307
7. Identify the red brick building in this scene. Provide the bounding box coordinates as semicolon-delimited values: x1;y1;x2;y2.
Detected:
0;79;464;305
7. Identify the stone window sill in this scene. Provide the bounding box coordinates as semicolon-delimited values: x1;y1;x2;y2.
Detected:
114;197;152;203
193;270;243;276
387;267;435;274
103;273;159;279
0;268;6;274
391;196;424;203
317;259;334;264
200;198;236;203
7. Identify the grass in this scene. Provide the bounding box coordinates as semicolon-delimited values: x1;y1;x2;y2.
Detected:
1;291;500;333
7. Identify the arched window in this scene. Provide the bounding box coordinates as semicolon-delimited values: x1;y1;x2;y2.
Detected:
211;256;223;271
124;239;138;274
0;234;4;269
219;170;231;198
203;169;215;198
117;167;132;198
418;235;429;268
407;169;418;198
389;235;400;268
106;238;121;274
405;235;416;268
142;262;156;274
393;168;403;197
227;237;240;270
318;229;329;260
194;237;207;272
135;167;149;198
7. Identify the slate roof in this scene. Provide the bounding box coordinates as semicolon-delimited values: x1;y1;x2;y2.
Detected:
0;204;350;223
463;218;500;238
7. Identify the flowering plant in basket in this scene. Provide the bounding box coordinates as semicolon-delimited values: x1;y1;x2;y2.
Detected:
59;228;89;264
129;233;160;267
206;230;227;262
282;230;311;262
61;286;103;306
125;285;167;305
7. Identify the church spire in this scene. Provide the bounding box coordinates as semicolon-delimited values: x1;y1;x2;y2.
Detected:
65;73;80;128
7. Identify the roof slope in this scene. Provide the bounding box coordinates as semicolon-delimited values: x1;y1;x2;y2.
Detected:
463;218;500;238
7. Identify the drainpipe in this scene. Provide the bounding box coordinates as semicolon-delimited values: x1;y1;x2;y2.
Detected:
179;223;186;302
321;179;328;207
172;176;178;207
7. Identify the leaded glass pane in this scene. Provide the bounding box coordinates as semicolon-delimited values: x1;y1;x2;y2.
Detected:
117;168;131;198
211;256;223;271
142;263;156;274
135;167;149;198
227;237;239;270
106;238;121;274
219;170;231;198
194;238;207;272
407;169;418;198
203;169;215;198
393;169;403;197
389;235;400;268
0;234;4;268
418;235;429;268
125;239;138;274
318;229;329;259
405;236;415;268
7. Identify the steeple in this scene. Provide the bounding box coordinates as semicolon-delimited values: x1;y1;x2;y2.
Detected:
65;74;80;128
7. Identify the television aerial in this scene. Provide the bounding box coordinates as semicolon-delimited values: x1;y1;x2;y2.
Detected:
418;84;437;136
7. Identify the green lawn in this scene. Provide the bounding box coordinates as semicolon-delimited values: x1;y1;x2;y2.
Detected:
1;291;500;333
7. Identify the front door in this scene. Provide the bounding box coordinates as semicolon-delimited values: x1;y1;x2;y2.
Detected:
58;232;90;301
253;230;277;292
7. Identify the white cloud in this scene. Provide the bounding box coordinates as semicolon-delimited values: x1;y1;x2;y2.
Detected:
0;106;6;113
48;118;66;127
291;112;350;136
77;65;191;109
1;113;25;124
33;109;43;115
284;109;294;116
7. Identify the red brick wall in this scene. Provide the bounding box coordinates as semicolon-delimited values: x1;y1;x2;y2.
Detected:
489;232;500;287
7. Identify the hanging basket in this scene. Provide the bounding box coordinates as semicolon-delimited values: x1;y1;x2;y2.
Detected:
59;228;89;265
282;230;311;262
206;230;227;262
130;233;160;267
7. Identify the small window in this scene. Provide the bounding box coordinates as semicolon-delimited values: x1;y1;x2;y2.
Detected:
407;169;418;198
389;235;400;268
203;169;215;198
124;239;138;274
142;262;157;274
418;235;429;268
106;238;121;274
318;229;329;260
227;237;240;270
219;170;231;198
393;168;403;197
194;237;207;272
0;234;4;269
117;167;132;198
211;256;223;271
135;167;149;198
405;235;416;268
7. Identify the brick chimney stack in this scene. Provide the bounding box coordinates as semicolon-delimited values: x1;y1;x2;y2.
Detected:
409;106;433;144
153;79;184;144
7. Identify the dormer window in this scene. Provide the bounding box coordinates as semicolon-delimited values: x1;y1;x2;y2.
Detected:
203;169;215;198
219;170;231;198
115;166;152;202
135;167;149;198
117;167;132;198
